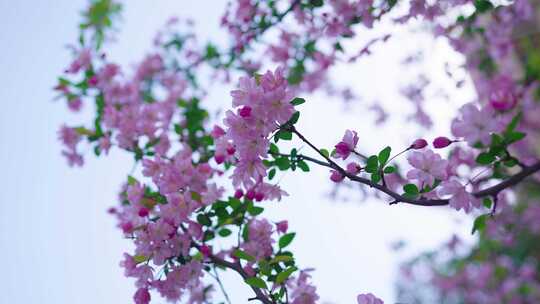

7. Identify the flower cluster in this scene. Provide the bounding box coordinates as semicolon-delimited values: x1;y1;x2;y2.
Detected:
218;67;295;194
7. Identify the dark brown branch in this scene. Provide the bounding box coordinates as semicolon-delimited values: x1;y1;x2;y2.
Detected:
192;242;274;304
289;126;540;207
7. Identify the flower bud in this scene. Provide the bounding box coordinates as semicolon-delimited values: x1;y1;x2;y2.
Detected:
254;192;264;202
234;189;244;199
433;136;452;149
215;154;225;164
330;170;345;183
138;207;149;217
346;162;361;175
411;138;428;150
239;106;252;118
246;189;256;200
276;220;288;234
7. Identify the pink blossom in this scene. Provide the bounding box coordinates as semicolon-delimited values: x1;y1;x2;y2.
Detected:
334;130;359;160
288;270;319;304
127;182;144;204
357;293;384;304
67;97;83;112
438;178;480;213
451;103;499;146
406;149;448;186
242;219;274;260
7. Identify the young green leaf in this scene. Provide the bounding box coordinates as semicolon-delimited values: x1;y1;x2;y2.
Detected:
476;152;495;165
403;183;419;195
291;97;306;106
279;232;296;249
297;160;310;172
245;277;267;289
233;249;255;262
471;214;489;234
378;146;391;165
276;266;298;284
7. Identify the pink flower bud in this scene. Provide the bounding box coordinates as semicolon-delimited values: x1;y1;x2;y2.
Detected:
334;142;351;159
211;125;226;138
246;189;256;200
134;288;151;304
215;154;225;164
138;207;149;217
433;136;452;149
226;146;236;155
330;170;345;183
234;189;244;199
254;192;264;202
239;106;252;118
346;162;361;175
68;98;83;112
121;222;134;234
200;245;212;257
88;75;98;87
411;138;428;150
276;220;288;234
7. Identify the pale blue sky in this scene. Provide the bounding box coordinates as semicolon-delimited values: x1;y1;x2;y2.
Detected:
0;1;475;303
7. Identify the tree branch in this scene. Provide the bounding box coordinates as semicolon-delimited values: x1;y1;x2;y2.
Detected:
192;243;274;304
288;126;540;207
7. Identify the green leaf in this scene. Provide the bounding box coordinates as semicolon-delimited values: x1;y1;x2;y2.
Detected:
278;131;293;141
505;112;522;134
378;146;391;165
371;173;382;184
218;228;232;237
483;198;492;209
288;111;300;125
297;160;310;172
476;152;495;165
383;166;396;174
276;266;298;284
275;157;290;170
310;0;324;7
506;131;526;144
247;205;264;216
279;232;296;249
245;277;267;289
320;149;330;158
291;97;306;106
270;255;294;264
268;168;277;180
133;255;148;264
474;0;493;13
471;214;489;234
365;155;379;173
403;184;419;195
269;143;280;155
233;249;255;262
127;175;138;186
196;214;211;226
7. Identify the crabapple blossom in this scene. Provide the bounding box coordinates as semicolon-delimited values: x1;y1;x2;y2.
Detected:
56;0;540;303
357;293;384;304
451;103;499;146
438;178;480;213
334;129;359;160
406;149;448;187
